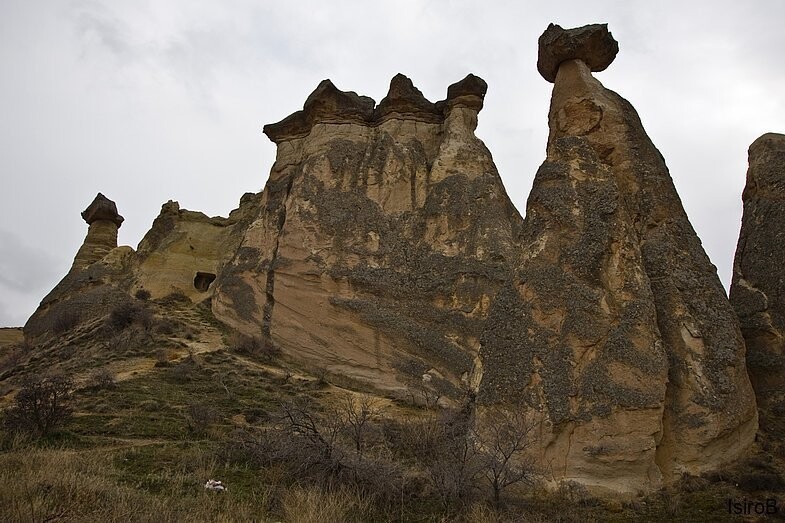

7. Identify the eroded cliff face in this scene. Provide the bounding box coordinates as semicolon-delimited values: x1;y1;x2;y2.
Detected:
731;133;785;407
133;197;257;302
212;74;523;397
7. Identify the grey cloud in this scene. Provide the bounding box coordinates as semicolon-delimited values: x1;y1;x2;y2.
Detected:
1;0;783;324
0;229;58;293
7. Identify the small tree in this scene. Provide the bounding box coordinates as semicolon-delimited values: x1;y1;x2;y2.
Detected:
4;375;73;438
475;407;540;508
340;394;378;459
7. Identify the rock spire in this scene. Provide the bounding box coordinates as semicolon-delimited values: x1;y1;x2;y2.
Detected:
71;193;124;270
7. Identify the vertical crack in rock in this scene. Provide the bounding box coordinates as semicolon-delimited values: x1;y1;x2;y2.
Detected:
261;176;295;345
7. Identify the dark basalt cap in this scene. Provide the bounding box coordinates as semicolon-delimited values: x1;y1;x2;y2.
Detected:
537;23;619;83
263;79;375;143
374;74;441;122
263;73;489;143
81;193;124;227
442;73;487;111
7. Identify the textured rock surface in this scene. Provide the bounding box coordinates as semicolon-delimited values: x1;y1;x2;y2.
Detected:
731;133;785;406
133;197;255;302
214;73;520;397
24;193;255;343
537;23;618;83
72;193;124;270
477;26;756;492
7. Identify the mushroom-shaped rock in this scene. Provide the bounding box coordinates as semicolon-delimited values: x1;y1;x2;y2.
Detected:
443;73;487;112
263;79;375;143
81;193;124;227
71;193;124;270
375;74;440;122
537;23;618;83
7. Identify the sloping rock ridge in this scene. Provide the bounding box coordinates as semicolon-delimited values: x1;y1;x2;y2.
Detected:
22;24;760;494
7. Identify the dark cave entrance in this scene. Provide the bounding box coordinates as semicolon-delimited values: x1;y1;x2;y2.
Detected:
194;272;216;292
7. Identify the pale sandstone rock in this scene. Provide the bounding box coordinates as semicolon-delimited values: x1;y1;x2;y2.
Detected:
72;193;124;270
214;74;521;397
21;25;762;495
133;199;251;302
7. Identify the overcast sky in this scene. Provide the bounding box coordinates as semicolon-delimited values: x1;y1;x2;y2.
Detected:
1;1;783;327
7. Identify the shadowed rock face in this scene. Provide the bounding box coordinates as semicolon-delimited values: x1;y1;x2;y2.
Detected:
214;73;521;398
731;133;785;408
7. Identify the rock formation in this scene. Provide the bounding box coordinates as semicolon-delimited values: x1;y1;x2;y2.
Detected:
24;193;257;341
132;197;257;302
537;23;618;83
213;73;523;397
478;23;757;491
20;23;763;494
731;133;785;408
72;193;124;270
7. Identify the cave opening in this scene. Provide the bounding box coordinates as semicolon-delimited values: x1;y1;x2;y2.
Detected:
194;271;217;292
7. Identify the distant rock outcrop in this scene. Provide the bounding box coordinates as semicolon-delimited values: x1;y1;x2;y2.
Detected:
731;133;785;408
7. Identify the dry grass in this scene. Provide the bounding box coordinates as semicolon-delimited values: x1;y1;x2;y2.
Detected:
0;446;271;522
281;486;372;523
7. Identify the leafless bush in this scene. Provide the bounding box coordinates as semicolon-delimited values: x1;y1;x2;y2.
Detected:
51;308;81;334
156;291;191;307
187;403;218;434
106;302;153;333
229;332;262;355
89;368;116;389
474;407;540;508
134;289;151;301
3;375;73;438
154;348;172;367
167;353;200;383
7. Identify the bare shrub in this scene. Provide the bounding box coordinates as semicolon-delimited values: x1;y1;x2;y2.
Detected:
153;317;181;336
156;291;191;307
229;332;262;355
340;395;378;457
384;407;482;511
106;302;153;333
154;348;172;367
474;407;540;508
167;353;200;383
134;288;151;301
51;308;81;334
89;368;116;389
186;403;218;434
3;375;73;438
